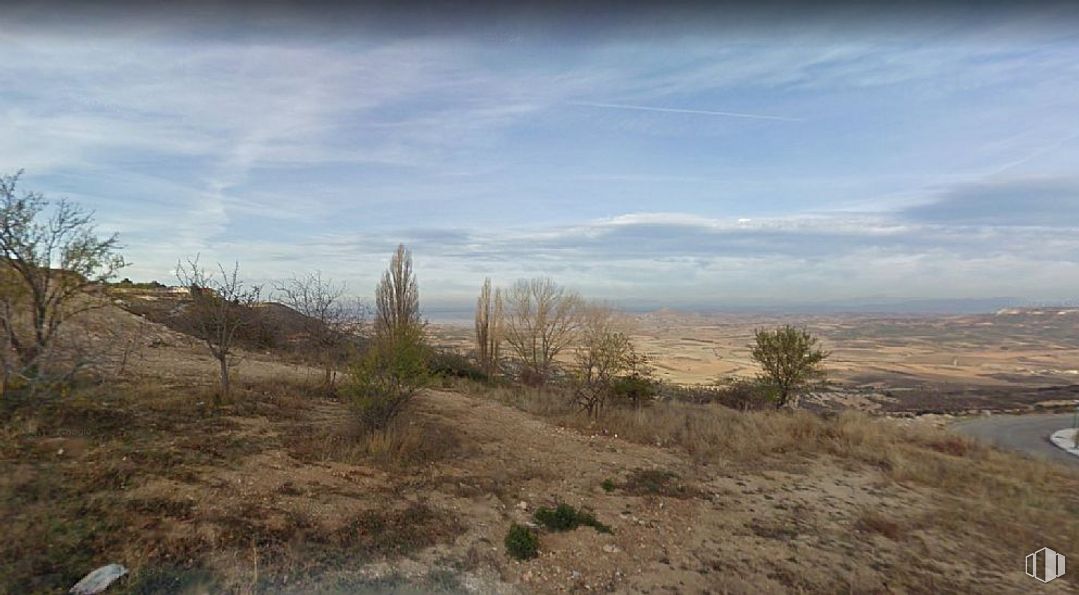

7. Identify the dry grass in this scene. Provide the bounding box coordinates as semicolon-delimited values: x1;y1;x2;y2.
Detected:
467;384;1079;578
280;414;468;470
0;376;468;593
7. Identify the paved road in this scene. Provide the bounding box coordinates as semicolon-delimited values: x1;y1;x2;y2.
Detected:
952;413;1079;467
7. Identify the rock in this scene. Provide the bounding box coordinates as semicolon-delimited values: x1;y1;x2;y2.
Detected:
70;564;127;594
603;544;621;554
516;501;528;510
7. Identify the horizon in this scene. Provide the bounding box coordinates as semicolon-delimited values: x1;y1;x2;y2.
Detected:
5;2;1079;307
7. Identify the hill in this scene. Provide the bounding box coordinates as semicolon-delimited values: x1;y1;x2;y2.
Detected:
0;301;1076;592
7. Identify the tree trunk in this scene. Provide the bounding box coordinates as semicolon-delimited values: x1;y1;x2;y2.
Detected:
217;356;230;405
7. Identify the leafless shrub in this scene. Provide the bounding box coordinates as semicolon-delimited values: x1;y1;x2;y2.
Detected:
274;271;364;388
573;303;637;417
175;256;261;404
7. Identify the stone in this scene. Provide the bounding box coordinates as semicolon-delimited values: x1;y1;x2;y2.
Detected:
70;564;127;595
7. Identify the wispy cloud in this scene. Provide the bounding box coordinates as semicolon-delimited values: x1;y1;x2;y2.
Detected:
3;23;1079;305
567;101;803;122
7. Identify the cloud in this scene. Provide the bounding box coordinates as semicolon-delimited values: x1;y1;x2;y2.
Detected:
5;24;1079;306
902;177;1079;227
567;101;802;122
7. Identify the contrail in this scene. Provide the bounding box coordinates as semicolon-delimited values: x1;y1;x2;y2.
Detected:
569;101;802;122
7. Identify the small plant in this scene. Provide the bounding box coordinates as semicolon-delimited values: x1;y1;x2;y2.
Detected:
601;478;616;492
504;523;539;560
621;468;700;499
533;502;611;534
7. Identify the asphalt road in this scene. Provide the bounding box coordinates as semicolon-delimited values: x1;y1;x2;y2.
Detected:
952;413;1079;468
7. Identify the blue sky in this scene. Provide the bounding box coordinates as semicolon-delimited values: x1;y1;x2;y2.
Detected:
3;6;1079;310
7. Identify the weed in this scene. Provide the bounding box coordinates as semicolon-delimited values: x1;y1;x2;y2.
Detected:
601;478;616;492
620;468;699;498
533;502;612;534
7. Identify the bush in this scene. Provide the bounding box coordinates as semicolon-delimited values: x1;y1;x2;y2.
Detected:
533;503;611;534
711;377;776;411
610;373;657;409
504;523;539;560
658;379;775;410
344;331;430;432
428;349;489;382
601;478;616;492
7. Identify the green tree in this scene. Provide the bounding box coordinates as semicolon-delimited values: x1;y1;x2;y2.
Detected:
346;244;429;432
346;326;429;432
749;325;829;409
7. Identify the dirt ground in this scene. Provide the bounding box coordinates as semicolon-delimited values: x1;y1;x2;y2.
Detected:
3;306;1079;593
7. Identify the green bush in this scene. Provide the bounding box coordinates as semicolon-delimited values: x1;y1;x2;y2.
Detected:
601;478;616;492
504;523;539;560
712;377;776;411
428;349;489;382
344;330;430;432
611;373;657;408
533;503;611;534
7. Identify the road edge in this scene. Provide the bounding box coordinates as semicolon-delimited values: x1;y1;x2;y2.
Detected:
1049;428;1079;458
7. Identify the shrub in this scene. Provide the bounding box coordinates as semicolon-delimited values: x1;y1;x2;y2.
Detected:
428;349;489;382
533;503;611;534
610;373;658;409
711;377;776;411
504;523;539;560
344;330;430;432
601;478;616;492
621;468;700;498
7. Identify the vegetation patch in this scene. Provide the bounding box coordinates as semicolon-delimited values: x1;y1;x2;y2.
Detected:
620;468;700;499
504;523;539;560
533;502;612;534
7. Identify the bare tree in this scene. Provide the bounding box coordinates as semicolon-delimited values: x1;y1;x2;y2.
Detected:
175;256;261;404
474;277;502;377
374;244;422;342
274;271;361;388
0;171;126;396
502;277;583;386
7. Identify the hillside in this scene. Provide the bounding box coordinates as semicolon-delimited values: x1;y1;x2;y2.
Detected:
1;303;1077;593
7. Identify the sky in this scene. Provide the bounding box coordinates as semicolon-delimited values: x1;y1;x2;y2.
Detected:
3;2;1079;313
